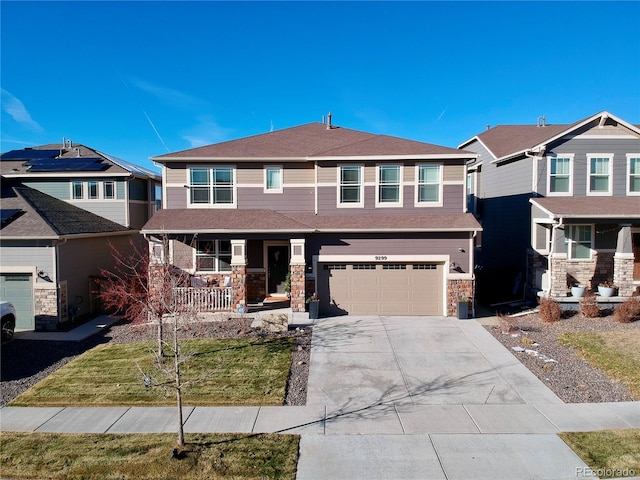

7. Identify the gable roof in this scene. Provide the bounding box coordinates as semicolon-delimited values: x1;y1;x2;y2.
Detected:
152;122;475;162
1;143;160;180
1;180;132;239
459;111;640;163
141;208;482;234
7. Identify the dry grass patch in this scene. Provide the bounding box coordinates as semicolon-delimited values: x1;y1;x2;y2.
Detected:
560;429;640;479
0;431;298;479
10;337;295;407
558;329;640;399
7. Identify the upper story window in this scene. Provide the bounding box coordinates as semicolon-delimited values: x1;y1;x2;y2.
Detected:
71;180;117;200
338;165;363;207
548;155;573;195
628;155;640;195
72;181;83;199
264;166;282;193
189;167;236;207
376;165;402;206
587;154;612;195
416;164;442;206
565;225;593;259
88;181;99;199
195;240;232;272
104;181;115;199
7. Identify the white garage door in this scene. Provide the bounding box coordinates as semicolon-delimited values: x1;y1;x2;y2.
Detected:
317;263;443;316
0;273;34;330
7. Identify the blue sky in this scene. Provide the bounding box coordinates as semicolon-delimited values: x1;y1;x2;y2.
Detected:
1;1;639;173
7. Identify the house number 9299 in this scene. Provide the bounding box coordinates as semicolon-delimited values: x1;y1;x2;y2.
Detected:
375;256;388;261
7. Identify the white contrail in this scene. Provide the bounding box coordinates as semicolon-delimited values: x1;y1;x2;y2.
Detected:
143;109;170;152
1;88;43;132
435;105;449;124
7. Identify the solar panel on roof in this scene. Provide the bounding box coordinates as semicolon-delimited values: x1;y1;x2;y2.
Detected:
1;209;23;227
27;162;109;172
24;157;103;166
1;149;60;161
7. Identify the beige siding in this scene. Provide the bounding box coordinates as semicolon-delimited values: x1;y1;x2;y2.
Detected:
165;164;187;184
237;166;263;184
317;163;337;183
284;164;314;183
443;164;464;182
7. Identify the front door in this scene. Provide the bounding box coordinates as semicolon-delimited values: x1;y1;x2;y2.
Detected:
267;245;289;296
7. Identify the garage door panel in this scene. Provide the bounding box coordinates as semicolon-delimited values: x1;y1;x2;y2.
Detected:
0;273;35;330
319;263;443;316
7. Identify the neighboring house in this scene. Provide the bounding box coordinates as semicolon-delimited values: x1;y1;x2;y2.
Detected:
142;118;481;317
459;111;640;303
0;143;161;331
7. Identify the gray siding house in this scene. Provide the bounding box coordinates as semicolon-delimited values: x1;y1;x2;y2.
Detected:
1;143;161;331
142;119;482;317
459;111;640;303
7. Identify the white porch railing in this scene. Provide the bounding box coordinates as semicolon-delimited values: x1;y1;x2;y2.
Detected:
173;287;234;312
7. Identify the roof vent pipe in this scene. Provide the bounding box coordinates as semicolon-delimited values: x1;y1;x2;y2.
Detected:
326;112;332;130
537;115;546;127
486;124;490;131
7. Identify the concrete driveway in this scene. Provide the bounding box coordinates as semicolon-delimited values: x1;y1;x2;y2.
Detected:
306;315;563;409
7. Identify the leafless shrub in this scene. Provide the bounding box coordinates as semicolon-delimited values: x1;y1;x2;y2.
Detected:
613;297;640;324
579;294;601;318
497;312;515;333
539;297;561;323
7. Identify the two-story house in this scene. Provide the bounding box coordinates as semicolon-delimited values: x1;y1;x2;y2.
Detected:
459;111;640;304
142;118;481;318
0;142;161;331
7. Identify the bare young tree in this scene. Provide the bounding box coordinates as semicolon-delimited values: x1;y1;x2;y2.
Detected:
100;234;201;447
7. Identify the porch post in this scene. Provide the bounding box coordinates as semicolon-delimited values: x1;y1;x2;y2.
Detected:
289;238;306;313
549;224;568;297
614;225;634;297
230;239;247;312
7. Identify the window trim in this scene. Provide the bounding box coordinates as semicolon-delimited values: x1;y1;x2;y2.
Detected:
188;166;237;209
565;224;594;260
546;154;574;196
72;181;84;199
627;154;640;196
103;181;115;200
337;164;364;208
194;239;232;273
415;163;443;207
264;165;283;194
586;154;613;196
375;164;403;207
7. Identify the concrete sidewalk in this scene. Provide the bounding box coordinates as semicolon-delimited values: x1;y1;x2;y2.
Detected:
3;314;639;479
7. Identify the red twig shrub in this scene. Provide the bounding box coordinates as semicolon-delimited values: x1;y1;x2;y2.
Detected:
579;294;601;318
539;297;562;323
613;297;640;324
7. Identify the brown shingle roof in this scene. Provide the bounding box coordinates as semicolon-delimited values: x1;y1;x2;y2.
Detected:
470;124;571;160
152;123;471;161
531;197;640;219
142;209;482;233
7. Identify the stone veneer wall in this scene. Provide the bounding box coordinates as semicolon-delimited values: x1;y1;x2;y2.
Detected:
246;272;266;303
289;264;306;312
34;286;59;331
614;256;635;297
231;265;247;312
447;279;474;317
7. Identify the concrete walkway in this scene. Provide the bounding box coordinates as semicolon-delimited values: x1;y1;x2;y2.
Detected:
2;314;639;480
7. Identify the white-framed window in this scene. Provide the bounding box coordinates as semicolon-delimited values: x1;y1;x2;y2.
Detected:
565;225;593;259
195;240;232;272
338;165;363;207
628;154;640;195
547;155;573;195
103;181;115;199
189;166;236;207
587;154;613;195
264;166;283;193
532;220;552;253
376;164;402;206
416;164;442;206
88;181;99;199
72;181;83;199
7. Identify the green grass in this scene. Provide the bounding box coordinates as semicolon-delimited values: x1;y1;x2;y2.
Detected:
558;330;640;399
0;431;299;479
10;337;295;406
560;429;640;479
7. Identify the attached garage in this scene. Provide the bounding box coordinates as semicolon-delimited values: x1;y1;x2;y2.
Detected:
0;273;34;330
317;262;444;316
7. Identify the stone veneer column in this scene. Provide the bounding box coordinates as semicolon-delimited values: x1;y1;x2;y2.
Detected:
548;224;568;297
447;278;474;317
230;240;247;312
614;225;635;297
289;239;306;313
34;285;60;331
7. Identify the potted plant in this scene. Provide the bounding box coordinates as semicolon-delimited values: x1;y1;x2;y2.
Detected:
283;272;291;298
306;292;320;320
571;284;586;298
598;281;617;298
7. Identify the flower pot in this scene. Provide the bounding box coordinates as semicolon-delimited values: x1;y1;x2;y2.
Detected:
308;301;319;320
598;285;616;298
571;286;586;298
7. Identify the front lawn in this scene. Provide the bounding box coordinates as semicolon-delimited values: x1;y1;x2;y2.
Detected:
10;337;295;406
0;431;299;479
560;429;640;479
558;330;640;399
